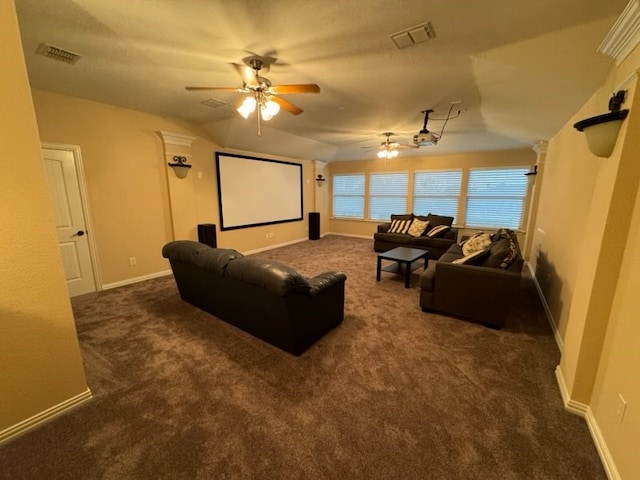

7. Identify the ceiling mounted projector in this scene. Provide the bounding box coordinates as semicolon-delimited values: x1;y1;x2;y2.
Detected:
413;130;440;146
413;103;462;147
413;109;440;146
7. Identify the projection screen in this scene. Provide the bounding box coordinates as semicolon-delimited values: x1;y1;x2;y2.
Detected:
215;152;303;231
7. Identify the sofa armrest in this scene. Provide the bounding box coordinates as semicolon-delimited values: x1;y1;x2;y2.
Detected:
377;223;391;233
443;226;458;241
433;262;521;327
308;272;347;296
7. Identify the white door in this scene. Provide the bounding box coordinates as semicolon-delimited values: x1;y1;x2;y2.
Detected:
42;147;96;296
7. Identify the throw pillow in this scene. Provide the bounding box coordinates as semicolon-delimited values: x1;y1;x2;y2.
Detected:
426;225;450;238
451;248;491;265
389;218;412;234
407;219;429;237
426;213;454;228
462;232;492;256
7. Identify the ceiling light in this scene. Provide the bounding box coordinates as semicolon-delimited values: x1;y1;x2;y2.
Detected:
377;148;398;159
261;99;280;120
237;96;257;119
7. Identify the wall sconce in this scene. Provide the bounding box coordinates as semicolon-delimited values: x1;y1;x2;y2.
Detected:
573;90;629;158
525;165;538;184
316;174;326;186
167;155;192;179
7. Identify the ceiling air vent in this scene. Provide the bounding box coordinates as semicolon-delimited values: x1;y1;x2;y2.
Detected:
36;43;81;64
389;22;436;49
201;98;226;108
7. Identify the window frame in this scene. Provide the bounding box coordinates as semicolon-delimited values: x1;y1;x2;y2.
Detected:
465;166;530;229
367;171;409;221
331;173;366;220
412;169;463;223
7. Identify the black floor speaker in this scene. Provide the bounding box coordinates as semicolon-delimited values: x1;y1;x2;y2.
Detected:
309;212;320;240
197;223;217;248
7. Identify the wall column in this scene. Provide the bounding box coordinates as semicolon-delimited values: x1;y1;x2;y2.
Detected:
157;131;197;240
524;140;548;261
314;160;328;236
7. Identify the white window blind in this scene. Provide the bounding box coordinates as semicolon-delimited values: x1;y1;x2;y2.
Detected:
332;174;365;219
368;172;409;220
466;168;529;229
413;170;462;221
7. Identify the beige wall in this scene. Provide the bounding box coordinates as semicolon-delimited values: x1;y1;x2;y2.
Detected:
0;1;88;435
326;148;535;246
534;41;640;476
31;90;316;286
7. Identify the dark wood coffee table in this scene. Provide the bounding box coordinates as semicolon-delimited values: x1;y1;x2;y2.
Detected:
376;247;429;288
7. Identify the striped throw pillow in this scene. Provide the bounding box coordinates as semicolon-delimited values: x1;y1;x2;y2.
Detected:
389;218;412;234
426;225;450;238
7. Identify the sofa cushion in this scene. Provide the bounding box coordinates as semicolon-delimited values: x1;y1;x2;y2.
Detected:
374;232;411;244
389;215;413;234
426;225;450;238
226;257;311;296
407;218;430;237
419;266;436;291
451;248;491;265
426;213;454;228
462;232;492;256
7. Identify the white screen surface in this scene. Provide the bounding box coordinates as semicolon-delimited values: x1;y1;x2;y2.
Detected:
216;153;303;230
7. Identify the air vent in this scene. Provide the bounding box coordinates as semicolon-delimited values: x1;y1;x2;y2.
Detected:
36;43;81;64
201;98;227;108
390;22;436;49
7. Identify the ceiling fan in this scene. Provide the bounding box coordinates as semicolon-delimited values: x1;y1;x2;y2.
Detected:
363;132;418;159
186;56;320;135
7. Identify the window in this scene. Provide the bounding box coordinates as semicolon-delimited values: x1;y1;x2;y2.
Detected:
368;172;409;220
413;170;462;222
332;174;365;219
466;167;529;229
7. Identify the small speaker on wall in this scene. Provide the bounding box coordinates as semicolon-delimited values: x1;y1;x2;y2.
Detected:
197;224;217;248
309;212;320;240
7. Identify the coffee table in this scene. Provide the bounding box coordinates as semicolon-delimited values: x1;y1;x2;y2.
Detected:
376;247;429;288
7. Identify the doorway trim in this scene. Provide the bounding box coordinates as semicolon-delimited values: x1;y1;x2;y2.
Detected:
42;142;102;293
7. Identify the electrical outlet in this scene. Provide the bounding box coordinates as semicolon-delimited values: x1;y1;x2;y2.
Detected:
617;394;627;423
129;257;137;266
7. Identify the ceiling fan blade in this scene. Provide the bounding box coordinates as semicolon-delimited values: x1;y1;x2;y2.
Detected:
271;84;320;94
232;62;259;88
271;96;303;115
185;86;241;92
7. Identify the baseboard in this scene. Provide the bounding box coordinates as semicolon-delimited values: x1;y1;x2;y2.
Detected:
101;269;172;291
0;388;93;444
555;366;620;480
526;261;564;352
324;232;372;240
242;237;308;256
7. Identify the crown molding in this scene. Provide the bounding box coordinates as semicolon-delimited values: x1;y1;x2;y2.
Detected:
157;131;197;147
598;0;640;65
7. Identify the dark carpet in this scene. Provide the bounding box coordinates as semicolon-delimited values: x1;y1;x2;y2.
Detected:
0;235;605;479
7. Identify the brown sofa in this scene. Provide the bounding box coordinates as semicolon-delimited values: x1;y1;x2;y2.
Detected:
419;229;523;328
373;213;459;259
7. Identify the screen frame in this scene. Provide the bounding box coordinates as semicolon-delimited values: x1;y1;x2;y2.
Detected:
215;152;304;231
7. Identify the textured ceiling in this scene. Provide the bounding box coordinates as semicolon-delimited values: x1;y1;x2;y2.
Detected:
15;0;628;162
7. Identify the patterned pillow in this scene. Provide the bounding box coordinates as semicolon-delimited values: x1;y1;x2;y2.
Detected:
426;225;450;238
451;248;490;265
389;218;412;234
462;232;492;256
407;219;429;237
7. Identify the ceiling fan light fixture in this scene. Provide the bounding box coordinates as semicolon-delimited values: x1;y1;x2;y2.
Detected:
377;148;398;159
237;96;257;119
260;99;280;121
